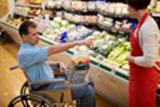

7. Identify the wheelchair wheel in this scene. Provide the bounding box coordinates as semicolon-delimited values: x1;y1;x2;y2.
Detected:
8;94;52;107
20;81;29;95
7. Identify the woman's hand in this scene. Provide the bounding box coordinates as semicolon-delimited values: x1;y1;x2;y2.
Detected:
128;55;135;63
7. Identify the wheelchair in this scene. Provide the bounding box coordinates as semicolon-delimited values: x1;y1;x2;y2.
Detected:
8;63;91;107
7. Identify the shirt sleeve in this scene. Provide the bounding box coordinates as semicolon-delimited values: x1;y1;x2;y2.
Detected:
134;26;159;67
18;47;48;68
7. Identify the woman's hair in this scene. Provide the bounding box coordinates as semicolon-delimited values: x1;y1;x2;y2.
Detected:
126;0;151;10
19;21;37;36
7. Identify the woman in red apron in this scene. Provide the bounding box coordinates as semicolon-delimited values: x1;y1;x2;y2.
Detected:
127;0;160;107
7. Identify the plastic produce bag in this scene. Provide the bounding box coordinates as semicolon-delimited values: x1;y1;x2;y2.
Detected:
72;46;90;70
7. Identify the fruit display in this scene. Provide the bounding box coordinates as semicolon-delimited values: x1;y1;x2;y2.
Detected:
154;1;160;13
97;14;113;29
87;1;97;12
88;30;130;70
46;1;63;9
56;11;132;34
15;7;30;16
99;3;129;17
46;1;129;17
42;17;75;40
15;6;42;17
6;16;27;28
41;16;93;42
69;1;88;12
28;8;42;16
29;0;41;4
106;41;130;70
61;11;98;25
46;1;87;11
61;25;93;42
97;14;132;34
92;31;117;56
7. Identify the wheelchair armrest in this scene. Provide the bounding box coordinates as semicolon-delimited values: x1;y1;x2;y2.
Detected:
30;78;66;86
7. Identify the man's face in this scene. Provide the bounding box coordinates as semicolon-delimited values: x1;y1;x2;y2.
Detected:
24;27;39;45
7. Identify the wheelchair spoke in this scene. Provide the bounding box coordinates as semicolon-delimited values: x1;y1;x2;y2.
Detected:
20;100;26;107
21;96;30;107
8;94;52;107
39;103;46;107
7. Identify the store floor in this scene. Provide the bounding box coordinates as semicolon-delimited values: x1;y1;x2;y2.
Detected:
0;38;115;107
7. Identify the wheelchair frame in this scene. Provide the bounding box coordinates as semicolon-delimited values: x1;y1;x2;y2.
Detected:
8;64;82;107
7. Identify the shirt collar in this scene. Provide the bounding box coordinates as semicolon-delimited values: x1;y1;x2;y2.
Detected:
21;42;35;48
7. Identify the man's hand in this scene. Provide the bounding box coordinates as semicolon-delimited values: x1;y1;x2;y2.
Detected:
76;38;94;49
59;62;67;74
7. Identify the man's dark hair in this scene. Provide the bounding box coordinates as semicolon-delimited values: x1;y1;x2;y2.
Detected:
126;0;151;10
19;21;37;36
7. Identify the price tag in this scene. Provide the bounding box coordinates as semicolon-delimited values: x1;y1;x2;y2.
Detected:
45;14;49;20
111;69;116;75
42;3;45;11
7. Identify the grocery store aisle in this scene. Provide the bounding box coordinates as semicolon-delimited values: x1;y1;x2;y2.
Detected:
0;39;115;107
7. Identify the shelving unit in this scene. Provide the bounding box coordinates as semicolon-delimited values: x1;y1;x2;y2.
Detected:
15;3;42;8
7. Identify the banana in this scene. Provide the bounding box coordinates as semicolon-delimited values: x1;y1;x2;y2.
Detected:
116;51;129;63
107;46;125;60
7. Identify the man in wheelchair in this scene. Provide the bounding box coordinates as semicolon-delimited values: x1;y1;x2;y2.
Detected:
17;21;96;107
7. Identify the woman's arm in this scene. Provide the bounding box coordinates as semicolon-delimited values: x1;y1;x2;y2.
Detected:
132;23;159;67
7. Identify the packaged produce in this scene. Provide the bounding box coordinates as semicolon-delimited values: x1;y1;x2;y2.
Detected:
87;2;96;11
73;46;90;66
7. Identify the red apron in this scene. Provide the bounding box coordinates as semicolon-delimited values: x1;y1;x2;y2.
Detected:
129;12;159;107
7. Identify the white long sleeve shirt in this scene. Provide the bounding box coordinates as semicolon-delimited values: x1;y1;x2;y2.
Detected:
134;16;160;67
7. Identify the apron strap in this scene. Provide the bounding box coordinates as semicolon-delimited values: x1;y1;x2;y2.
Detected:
136;12;150;36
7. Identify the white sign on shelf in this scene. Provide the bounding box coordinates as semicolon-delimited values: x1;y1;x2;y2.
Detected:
32;18;51;33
